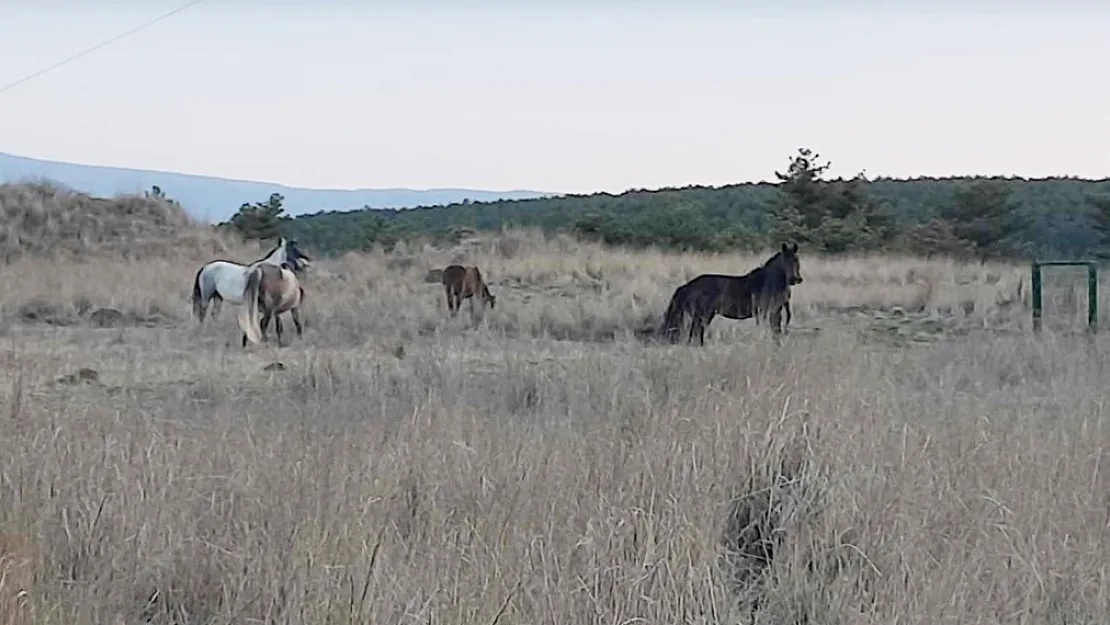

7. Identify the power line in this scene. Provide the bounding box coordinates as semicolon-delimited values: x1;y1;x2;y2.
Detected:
0;0;206;97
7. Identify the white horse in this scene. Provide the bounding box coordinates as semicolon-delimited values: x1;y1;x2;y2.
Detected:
191;237;311;324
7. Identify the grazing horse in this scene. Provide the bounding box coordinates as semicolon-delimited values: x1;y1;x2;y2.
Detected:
442;264;496;317
659;242;803;345
238;262;305;347
191;236;310;325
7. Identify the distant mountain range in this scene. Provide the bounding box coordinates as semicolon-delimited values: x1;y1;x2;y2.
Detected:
0;151;552;223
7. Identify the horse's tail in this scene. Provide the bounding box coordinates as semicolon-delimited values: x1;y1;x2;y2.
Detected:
191;265;206;321
659;284;688;341
237;266;264;345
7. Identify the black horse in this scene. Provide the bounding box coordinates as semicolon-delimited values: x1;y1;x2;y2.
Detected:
659;243;804;345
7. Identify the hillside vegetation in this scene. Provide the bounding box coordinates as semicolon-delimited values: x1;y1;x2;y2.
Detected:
224;149;1110;261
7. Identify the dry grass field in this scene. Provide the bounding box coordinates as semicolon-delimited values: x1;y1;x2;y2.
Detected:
1;183;1109;624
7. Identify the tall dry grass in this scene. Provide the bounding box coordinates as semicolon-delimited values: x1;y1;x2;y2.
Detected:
0;212;1107;623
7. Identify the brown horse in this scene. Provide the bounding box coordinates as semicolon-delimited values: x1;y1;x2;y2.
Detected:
442;264;496;317
659;242;804;345
238;262;305;347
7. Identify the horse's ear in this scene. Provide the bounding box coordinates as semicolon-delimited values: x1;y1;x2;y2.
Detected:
781;242;789;254
790;242;799;253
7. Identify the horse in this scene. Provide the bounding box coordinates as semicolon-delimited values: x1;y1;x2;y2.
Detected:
237;262;306;347
191;236;311;325
442;264;496;317
659;242;803;345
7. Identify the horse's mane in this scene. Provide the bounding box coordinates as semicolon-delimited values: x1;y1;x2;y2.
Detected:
761;250;784;268
729;250;789;289
730;251;782;281
251;241;283;266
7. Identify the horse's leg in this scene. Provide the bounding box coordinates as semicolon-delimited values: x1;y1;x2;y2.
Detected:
687;307;702;344
752;293;765;326
769;306;784;337
195;294;208;324
700;312;714;346
260;310;273;342
292;306;304;338
690;312;706;345
210;295;223;322
274;314;285;347
783;299;792;334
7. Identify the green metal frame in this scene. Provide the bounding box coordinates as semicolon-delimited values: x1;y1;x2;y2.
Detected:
1030;260;1099;332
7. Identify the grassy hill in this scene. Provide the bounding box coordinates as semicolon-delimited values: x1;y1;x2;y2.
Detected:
0;181;236;264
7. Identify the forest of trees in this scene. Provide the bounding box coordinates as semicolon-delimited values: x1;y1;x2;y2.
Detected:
213;148;1110;261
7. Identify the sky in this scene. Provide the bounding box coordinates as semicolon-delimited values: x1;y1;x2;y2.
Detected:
0;2;1107;195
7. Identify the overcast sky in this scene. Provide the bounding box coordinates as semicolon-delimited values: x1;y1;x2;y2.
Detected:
0;3;1106;194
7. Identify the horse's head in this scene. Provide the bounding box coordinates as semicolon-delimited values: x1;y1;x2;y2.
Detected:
283;238;312;272
778;242;803;285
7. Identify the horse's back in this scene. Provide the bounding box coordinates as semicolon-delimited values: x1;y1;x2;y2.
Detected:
443;264;488;297
683;273;738;297
685;273;742;289
201;261;250;303
685;272;758;319
254;263;301;308
442;264;467;287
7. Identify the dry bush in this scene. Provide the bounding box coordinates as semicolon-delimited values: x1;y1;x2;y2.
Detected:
0;212;1106;624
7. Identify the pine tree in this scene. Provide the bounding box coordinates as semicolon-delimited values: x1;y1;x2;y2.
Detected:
1084;189;1110;259
223;193;289;241
768;148;895;252
938;180;1030;262
770;147;830;236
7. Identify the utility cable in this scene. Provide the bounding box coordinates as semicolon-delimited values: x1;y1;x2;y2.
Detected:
0;0;206;96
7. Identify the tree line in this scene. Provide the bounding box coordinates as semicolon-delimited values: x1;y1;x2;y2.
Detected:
210;147;1110;261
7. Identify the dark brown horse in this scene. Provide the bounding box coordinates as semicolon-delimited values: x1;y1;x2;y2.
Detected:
442;264;496;317
238;262;305;347
659;242;803;345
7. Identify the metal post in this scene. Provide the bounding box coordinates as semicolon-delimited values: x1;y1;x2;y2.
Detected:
1032;262;1042;333
1089;262;1099;331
